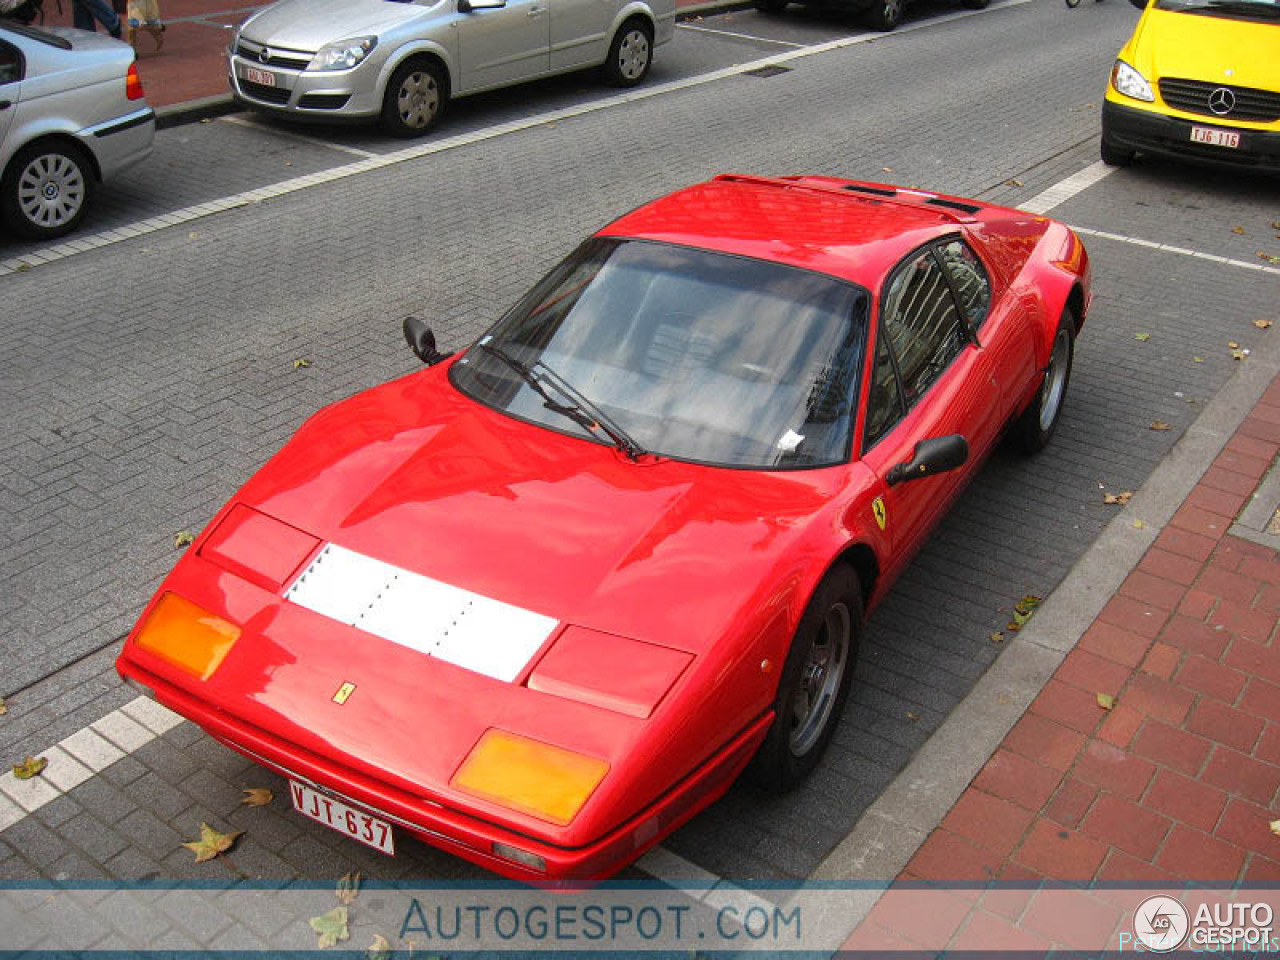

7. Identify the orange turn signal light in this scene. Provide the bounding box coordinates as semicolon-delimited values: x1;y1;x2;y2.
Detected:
133;592;239;680
452;730;608;826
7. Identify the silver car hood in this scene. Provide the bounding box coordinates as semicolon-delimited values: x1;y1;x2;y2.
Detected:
241;0;434;51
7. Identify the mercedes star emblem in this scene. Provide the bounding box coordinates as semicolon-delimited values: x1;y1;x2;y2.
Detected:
1208;87;1236;116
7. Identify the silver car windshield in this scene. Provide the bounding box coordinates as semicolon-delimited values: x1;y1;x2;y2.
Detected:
451;238;868;470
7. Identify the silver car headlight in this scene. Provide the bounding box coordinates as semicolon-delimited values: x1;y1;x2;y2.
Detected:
307;36;378;71
1111;60;1154;102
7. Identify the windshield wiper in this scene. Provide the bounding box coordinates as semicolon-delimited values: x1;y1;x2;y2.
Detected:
1200;0;1280;13
475;341;646;461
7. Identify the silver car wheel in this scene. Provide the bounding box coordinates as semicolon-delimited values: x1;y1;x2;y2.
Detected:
616;29;650;82
789;600;851;757
17;152;86;230
395;71;440;130
1039;327;1071;433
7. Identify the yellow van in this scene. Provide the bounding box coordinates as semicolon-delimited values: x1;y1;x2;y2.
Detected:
1101;0;1280;169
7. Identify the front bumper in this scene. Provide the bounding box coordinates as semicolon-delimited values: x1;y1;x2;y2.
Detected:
228;50;383;120
1102;99;1280;172
117;658;769;885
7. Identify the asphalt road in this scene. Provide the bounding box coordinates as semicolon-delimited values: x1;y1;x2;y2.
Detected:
2;0;1278;888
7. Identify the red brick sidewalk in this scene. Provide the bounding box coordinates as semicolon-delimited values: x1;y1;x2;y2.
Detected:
845;374;1280;952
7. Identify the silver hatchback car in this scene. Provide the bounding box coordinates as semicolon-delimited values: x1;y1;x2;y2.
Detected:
229;0;676;137
0;23;155;240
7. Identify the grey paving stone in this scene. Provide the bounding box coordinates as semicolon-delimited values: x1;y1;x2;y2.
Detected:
103;845;164;880
0;816;73;867
32;794;84;830
113;809;185;861
58;813;129;865
99;754;150;788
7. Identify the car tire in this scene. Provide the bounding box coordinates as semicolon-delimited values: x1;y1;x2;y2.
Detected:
961;0;989;8
755;0;791;12
864;0;904;30
380;58;447;138
747;565;862;793
1010;310;1075;454
1;140;96;241
1100;135;1135;167
603;18;653;87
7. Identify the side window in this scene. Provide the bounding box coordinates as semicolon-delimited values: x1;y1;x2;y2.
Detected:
881;249;969;406
862;326;904;450
936;238;991;328
0;42;21;85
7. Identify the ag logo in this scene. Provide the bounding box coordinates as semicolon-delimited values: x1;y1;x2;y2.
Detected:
871;496;887;531
332;681;356;705
1134;895;1190;952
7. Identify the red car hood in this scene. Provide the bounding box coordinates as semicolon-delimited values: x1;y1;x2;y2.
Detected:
237;359;841;652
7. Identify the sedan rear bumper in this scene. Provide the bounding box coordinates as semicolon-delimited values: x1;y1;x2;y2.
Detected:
117;657;769;884
80;106;155;181
1102;99;1280;172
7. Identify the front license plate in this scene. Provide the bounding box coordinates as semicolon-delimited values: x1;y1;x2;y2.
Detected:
243;66;277;87
1190;125;1240;149
290;780;395;855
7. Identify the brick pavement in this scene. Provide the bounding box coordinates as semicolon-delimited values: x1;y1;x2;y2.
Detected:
845;374;1280;951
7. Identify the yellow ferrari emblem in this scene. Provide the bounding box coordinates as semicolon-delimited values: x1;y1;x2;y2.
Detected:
872;497;887;531
332;681;356;705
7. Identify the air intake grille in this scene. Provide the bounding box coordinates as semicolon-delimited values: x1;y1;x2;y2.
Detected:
1158;78;1280;124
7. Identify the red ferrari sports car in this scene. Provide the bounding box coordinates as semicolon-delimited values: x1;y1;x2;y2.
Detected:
116;174;1090;884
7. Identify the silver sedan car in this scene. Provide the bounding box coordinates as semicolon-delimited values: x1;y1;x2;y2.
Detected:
0;23;155;240
228;0;676;137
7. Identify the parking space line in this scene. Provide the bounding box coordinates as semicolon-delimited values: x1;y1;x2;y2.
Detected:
1019;160;1116;215
220;114;380;158
0;0;1031;277
1068;224;1280;276
677;22;808;47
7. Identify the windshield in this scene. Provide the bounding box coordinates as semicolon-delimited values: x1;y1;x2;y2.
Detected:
451;238;868;470
1154;0;1280;18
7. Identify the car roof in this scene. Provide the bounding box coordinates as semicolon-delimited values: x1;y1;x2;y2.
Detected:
599;175;974;287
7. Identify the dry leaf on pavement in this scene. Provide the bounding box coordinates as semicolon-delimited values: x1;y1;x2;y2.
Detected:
989;632;1004;645
1233;348;1250;361
1008;594;1042;631
1133;519;1147;529
240;788;274;807
1103;491;1133;506
1271;819;1280;836
1193;356;1205;363
182;823;242;863
1260;252;1280;265
1150;421;1171;431
1232;226;1245;234
1135;332;1152;342
293;358;312;370
174;531;195;548
1005;178;1023;187
310;907;350;949
368;934;393;960
12;756;46;779
1097;692;1116;711
1257;319;1274;329
906;711;920;723
336;870;362;906
1228;341;1240;349
0;696;7;716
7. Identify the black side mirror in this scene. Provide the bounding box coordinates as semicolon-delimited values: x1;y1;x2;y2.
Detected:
886;434;969;486
403;316;451;366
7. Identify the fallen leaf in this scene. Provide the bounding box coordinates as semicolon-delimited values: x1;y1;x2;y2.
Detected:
1233;348;1250;361
1133;519;1147;529
15;263;31;272
906;711;920;723
989;631;1004;645
1150;421;1171;431
1232;226;1245;235
1097;692;1116;711
293;358;312;370
1010;594;1043;628
12;756;46;779
1005;178;1023;187
368;934;393;960
1273;221;1280;230
1272;819;1280;836
182;822;242;863
1193;356;1205;363
336;870;362;906
284;161;293;166
1256;319;1274;329
1135;332;1152;342
310;907;350;949
0;697;6;716
1103;491;1134;506
1260;252;1280;266
881;167;894;173
1228;341;1240;349
188;231;199;240
240;788;274;807
174;530;195;548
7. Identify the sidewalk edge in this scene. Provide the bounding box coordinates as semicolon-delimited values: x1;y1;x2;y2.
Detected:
804;325;1280;915
155;93;238;130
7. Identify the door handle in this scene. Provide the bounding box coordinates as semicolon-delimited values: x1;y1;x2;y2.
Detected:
527;5;542;14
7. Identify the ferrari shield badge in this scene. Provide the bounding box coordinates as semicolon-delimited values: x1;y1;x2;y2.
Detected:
332;681;356;705
872;497;887;531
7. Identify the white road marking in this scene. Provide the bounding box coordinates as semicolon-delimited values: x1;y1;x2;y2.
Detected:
1019;160;1117;215
1068;224;1280;276
220;113;380;158
678;22;807;47
0;0;1031;277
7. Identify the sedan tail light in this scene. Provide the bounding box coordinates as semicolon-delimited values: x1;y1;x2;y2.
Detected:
126;63;145;100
